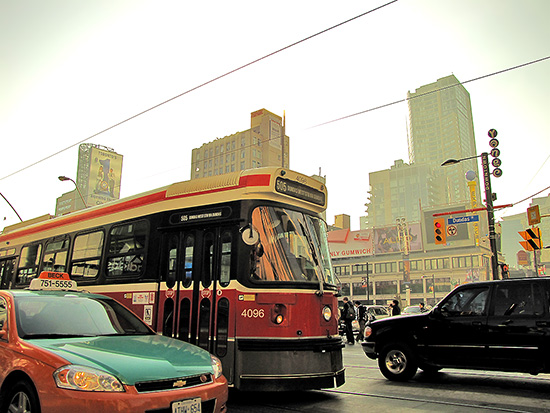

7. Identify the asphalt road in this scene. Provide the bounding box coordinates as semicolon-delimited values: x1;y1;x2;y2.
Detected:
227;342;550;412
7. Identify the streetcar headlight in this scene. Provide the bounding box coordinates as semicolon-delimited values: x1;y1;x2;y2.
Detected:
271;304;286;325
54;365;124;392
322;305;332;321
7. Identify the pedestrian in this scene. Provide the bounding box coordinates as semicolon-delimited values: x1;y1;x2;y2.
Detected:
355;301;366;342
390;299;401;316
419;302;426;312
342;297;355;345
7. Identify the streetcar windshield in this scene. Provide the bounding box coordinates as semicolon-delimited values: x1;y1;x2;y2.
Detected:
250;206;336;285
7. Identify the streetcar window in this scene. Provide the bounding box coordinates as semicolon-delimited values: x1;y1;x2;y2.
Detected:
306;216;337;286
183;235;194;288
165;235;178;289
220;232;232;287
198;298;210;349
106;221;147;278
70;230;104;279
202;233;214;288
216;298;230;357
42;238;69;273
0;297;7;329
178;298;191;342
251;207;322;284
16;244;42;285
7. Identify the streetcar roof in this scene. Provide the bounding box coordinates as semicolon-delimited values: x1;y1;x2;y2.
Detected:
0;167;326;245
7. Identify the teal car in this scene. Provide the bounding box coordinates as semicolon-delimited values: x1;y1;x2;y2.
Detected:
0;282;228;413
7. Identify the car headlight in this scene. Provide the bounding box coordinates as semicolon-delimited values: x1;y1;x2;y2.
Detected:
54;365;124;392
322;305;332;321
211;355;223;379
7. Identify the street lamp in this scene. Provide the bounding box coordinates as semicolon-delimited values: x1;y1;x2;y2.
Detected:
58;176;88;209
0;192;22;222
441;153;499;280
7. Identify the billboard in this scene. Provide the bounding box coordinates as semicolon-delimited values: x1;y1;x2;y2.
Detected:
77;145;123;207
328;223;423;258
374;223;423;254
328;229;374;258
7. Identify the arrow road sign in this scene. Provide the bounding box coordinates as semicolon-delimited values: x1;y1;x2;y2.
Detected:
519;227;543;251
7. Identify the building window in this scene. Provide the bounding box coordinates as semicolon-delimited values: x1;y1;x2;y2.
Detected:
399;260;423;272
374;262;397;274
452;255;479;268
334;266;350;276
425;258;450;270
352;264;372;274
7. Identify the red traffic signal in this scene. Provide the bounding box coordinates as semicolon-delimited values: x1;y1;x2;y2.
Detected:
433;218;446;245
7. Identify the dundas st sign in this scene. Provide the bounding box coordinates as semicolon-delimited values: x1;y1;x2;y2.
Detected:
328;223;423;258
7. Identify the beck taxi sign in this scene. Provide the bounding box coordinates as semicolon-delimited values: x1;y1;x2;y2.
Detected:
29;271;77;291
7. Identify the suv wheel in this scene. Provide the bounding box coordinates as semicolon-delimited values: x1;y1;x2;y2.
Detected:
378;343;417;381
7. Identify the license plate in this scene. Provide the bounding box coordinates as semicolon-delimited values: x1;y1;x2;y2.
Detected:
171;397;201;413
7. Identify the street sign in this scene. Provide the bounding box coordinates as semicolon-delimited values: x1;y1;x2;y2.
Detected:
447;215;479;225
519;227;543;251
527;205;541;226
447;224;458;237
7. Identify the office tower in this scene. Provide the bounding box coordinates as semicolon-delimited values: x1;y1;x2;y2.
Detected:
365;160;435;228
190;109;289;179
407;75;481;206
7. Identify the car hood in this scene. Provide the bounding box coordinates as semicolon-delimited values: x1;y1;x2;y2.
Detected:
30;334;214;385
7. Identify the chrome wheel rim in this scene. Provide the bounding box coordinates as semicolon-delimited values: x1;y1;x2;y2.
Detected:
8;391;31;413
385;349;407;375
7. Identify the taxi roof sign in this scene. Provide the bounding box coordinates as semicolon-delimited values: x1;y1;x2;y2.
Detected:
39;271;71;280
29;271;78;291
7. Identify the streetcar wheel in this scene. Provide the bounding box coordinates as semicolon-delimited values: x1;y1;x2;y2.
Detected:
2;380;41;413
378;343;417;381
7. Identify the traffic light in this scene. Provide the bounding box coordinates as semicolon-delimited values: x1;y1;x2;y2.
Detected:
433;218;446;245
500;264;509;279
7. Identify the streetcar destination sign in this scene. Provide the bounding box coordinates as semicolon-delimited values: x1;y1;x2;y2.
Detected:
447;215;479;225
275;177;326;206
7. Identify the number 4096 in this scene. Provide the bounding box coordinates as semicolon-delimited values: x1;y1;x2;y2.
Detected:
241;308;265;318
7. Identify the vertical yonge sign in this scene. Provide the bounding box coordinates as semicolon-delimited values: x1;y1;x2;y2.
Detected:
275;177;325;206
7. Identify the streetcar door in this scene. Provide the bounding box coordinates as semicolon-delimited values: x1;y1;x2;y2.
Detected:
193;226;234;355
0;259;15;289
159;226;234;356
159;231;195;340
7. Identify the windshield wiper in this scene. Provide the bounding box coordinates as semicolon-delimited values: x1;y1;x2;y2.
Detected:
23;333;96;339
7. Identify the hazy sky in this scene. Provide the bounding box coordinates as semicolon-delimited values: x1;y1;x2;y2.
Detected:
1;0;549;230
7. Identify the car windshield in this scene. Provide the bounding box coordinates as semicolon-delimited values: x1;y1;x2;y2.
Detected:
15;294;153;339
250;206;336;285
370;307;389;316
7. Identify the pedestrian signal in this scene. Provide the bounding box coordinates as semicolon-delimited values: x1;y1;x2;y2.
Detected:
500;264;509;278
433;218;446;245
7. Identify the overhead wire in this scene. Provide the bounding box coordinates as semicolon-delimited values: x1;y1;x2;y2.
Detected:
0;0;399;183
308;55;550;128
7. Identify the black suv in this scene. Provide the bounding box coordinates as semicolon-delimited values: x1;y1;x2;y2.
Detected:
362;277;550;381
